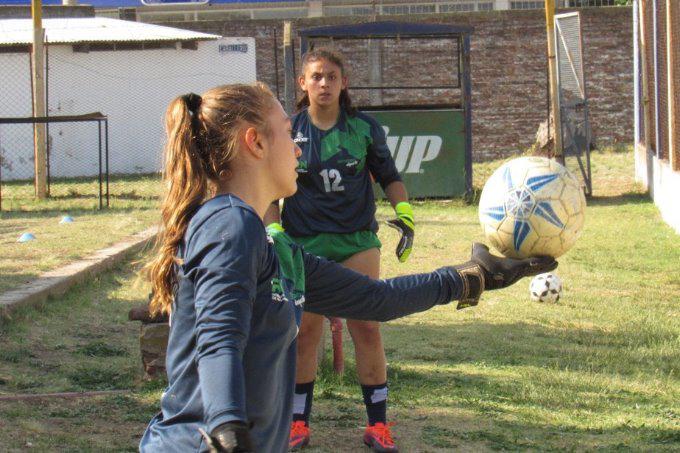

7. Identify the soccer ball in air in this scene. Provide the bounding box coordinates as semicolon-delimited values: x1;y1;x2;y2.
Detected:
529;273;562;303
478;156;585;259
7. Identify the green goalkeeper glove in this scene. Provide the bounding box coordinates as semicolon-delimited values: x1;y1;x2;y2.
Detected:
386;202;414;263
266;222;285;235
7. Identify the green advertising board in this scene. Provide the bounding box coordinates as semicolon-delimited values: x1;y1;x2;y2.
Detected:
366;108;467;198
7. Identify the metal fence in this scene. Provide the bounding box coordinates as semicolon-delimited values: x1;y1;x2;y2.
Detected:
0;35;257;211
555;12;592;195
635;0;679;170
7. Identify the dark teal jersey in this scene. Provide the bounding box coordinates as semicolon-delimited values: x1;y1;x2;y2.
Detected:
140;194;464;453
281;108;402;237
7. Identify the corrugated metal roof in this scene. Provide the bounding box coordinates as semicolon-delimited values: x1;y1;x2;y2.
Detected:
0;17;220;45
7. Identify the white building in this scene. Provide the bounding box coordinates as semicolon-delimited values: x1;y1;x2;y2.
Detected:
0;17;256;180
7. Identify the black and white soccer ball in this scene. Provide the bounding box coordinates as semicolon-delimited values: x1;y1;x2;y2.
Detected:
529;272;562;303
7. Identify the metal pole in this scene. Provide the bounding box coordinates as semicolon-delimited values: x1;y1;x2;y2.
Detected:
105;118;109;207
639;0;652;150
666;0;678;171
45;37;50;196
273;26;281;100
634;0;640;146
283;22;296;114
545;0;564;163
32;0;48;198
652;0;660;158
462;34;473;200
98;120;102;209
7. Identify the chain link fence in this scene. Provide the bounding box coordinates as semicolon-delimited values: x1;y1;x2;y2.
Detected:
636;0;679;168
0;30;256;211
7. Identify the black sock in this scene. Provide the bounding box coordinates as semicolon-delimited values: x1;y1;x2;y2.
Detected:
292;381;315;425
361;382;388;425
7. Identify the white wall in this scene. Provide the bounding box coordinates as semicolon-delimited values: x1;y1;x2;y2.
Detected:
635;145;680;234
0;37;256;180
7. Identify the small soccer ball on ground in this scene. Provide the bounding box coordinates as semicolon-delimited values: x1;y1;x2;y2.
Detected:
530;273;563;303
478;156;586;259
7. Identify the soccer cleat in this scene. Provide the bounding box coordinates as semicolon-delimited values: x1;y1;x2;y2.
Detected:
289;420;310;451
363;422;398;452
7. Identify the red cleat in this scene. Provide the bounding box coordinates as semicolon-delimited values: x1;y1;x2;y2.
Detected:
289;420;310;451
363;422;398;452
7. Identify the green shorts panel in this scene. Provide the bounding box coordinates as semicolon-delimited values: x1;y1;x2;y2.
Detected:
291;231;382;263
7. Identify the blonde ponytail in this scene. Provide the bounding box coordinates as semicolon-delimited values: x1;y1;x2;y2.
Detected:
145;83;275;315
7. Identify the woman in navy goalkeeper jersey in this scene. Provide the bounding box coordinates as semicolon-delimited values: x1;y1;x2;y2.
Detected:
140;82;555;453
264;48;415;452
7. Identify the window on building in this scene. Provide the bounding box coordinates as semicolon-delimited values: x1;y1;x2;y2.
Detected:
251;8;307;19
510;1;544;9
477;2;494;10
382;5;410;15
410;4;436;13
440;3;475;12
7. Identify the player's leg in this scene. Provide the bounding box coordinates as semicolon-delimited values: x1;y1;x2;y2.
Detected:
342;248;398;452
290;311;325;450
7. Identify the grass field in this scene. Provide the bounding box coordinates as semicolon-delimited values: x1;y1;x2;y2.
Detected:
0;149;678;451
0;174;161;294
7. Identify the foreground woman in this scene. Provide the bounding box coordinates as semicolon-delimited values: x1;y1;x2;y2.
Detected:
139;83;556;453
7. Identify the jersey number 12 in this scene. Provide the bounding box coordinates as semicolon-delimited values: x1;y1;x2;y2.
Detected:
319;169;345;192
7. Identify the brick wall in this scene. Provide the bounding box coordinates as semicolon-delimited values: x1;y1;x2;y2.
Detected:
152;7;632;161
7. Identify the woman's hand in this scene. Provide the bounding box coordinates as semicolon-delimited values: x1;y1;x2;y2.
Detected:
199;422;253;453
386;201;414;263
453;243;558;309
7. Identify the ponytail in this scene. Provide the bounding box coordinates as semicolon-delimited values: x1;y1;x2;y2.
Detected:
145;83;275;316
146;96;208;315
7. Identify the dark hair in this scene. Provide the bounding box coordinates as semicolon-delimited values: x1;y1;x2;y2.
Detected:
145;82;275;315
295;48;356;116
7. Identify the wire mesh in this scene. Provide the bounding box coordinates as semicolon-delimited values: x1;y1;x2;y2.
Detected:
643;0;657;152
0;37;256;211
0;50;34;209
672;0;680;168
656;0;669;160
305;37;461;108
555;12;591;194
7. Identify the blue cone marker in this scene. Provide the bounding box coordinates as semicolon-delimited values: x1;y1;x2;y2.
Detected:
18;233;36;242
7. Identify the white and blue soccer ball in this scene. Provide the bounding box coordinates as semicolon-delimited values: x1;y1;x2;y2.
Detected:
530;272;563;303
478;156;586;259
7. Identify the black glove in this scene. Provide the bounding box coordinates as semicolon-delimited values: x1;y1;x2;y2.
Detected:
199;422;254;453
453;243;558;310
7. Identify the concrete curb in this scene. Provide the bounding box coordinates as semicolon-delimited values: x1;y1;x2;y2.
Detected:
0;226;158;319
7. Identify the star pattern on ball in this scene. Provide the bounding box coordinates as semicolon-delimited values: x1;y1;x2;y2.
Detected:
481;168;564;252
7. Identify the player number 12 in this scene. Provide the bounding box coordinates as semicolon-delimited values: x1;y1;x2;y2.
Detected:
319;169;345;192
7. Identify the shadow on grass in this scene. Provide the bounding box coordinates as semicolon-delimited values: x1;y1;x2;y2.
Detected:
312;320;679;449
587;192;650;207
382;321;678;382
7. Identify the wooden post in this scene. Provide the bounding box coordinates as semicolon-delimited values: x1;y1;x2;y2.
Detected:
667;0;678;170
32;0;47;199
639;0;652;151
545;0;564;163
283;22;295;114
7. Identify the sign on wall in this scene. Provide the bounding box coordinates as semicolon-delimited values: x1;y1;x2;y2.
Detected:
366;108;467;198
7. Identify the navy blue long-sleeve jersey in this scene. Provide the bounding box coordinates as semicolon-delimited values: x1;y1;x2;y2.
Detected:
139;194;463;453
281;108;402;237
